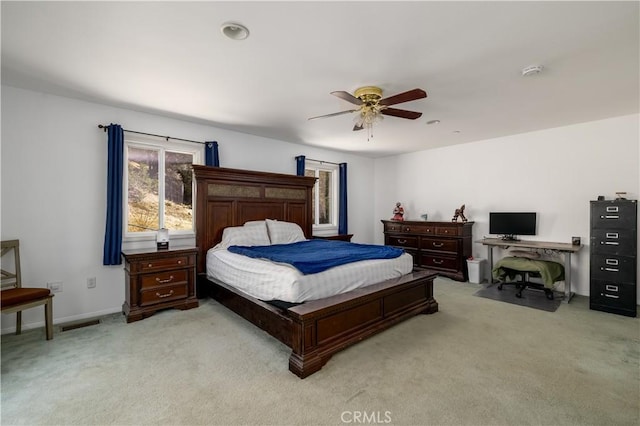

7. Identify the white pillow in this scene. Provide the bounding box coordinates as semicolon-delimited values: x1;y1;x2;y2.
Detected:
266;219;306;244
218;224;270;249
243;220;266;228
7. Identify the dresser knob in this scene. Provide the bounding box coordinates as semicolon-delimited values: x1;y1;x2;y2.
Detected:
177;260;182;264
148;263;153;268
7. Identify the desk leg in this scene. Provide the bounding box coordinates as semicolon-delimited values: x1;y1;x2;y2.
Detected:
487;246;494;284
563;252;574;303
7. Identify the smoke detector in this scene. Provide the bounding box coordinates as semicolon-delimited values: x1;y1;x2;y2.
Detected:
522;65;543;77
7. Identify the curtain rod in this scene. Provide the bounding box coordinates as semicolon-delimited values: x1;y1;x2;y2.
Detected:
305;157;340;166
98;124;206;145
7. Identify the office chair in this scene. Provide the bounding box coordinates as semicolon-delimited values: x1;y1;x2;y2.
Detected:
1;240;54;340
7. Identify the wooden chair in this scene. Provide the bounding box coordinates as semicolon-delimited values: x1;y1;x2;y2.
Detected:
1;240;54;340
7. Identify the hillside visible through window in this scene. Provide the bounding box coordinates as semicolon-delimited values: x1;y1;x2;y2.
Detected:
127;146;193;233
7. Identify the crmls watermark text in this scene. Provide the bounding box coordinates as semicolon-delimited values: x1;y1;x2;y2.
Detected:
341;411;392;424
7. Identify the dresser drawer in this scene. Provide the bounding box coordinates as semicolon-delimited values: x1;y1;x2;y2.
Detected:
590;280;636;311
140;283;188;306
590;230;636;256
387;235;419;249
435;225;460;236
400;224;435;235
419;253;458;271
591;201;637;230
590;255;636;283
384;222;406;233
420;238;458;254
140;269;189;289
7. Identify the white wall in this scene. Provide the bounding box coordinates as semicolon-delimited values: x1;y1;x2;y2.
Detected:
374;114;640;302
1;85;375;332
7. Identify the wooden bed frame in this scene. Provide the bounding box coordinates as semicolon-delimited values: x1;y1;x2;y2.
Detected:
194;165;438;378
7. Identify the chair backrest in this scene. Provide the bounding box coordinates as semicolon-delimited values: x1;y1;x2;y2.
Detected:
1;240;22;290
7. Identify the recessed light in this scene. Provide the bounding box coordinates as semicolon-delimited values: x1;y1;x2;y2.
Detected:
426;120;441;125
221;22;250;40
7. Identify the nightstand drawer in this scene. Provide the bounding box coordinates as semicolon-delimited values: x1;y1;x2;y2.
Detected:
140;269;189;289
140;283;188;306
140;256;189;272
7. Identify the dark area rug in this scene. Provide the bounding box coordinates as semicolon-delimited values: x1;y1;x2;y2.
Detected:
474;283;562;312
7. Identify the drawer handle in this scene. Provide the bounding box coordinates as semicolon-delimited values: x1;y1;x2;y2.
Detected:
603;294;619;299
177;260;182;265
397;239;407;244
432;242;444;248
605;285;619;292
605;259;619;266
148;263;153;268
605;233;619;239
601;242;619;246
432;259;443;265
601;267;619;272
600;215;619;219
156;275;174;284
606;206;619;213
156;290;175;298
404;227;411;232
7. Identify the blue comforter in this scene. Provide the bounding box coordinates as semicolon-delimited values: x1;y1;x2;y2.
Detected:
228;239;404;275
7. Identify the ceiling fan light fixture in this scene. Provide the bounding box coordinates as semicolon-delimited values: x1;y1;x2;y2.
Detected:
221;22;250;40
521;65;543;76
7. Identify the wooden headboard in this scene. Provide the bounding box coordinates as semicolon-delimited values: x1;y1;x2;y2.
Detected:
193;165;316;273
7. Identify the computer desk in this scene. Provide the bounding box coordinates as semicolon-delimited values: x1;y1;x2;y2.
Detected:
478;238;583;303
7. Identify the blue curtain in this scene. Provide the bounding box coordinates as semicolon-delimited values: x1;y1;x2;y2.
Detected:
103;124;124;265
338;163;348;234
295;155;305;176
205;141;219;167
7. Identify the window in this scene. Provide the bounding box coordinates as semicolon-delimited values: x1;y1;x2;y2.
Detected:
305;162;339;233
124;136;201;240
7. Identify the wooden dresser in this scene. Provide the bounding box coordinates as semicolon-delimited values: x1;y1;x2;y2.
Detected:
121;246;199;323
382;220;474;281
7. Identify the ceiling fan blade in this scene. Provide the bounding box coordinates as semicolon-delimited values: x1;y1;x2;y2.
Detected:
331;91;364;105
379;88;427;106
308;109;357;120
381;108;423;120
353;123;364;131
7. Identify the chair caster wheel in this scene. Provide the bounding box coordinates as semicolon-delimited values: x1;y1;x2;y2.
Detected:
546;291;554;300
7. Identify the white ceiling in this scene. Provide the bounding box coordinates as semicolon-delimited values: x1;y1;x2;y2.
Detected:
2;1;638;158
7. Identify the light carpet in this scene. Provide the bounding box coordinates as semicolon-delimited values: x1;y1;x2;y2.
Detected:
1;278;639;425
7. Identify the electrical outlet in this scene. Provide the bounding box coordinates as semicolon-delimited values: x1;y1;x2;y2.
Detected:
47;281;63;293
87;277;97;289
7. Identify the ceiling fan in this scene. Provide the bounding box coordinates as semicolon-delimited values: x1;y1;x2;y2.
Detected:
308;86;427;138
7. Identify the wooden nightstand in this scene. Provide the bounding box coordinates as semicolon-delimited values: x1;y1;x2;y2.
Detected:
121;246;199;323
313;234;353;242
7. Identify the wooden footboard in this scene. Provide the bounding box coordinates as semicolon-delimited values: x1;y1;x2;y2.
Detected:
201;270;437;378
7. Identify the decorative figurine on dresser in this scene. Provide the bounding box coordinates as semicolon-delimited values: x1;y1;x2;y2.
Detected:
451;204;468;223
382;219;474;281
392;202;405;221
589;198;637;317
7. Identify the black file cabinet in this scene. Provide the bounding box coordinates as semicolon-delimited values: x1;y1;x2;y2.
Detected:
590;199;637;317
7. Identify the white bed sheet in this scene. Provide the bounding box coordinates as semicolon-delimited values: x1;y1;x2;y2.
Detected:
206;247;413;303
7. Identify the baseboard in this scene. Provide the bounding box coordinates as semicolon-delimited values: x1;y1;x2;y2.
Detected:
1;307;122;335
